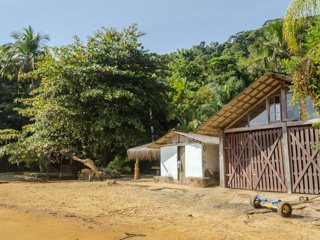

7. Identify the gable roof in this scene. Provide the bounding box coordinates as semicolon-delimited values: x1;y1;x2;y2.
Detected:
195;71;290;136
148;130;219;149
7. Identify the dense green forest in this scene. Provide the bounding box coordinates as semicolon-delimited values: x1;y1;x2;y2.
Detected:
0;15;319;173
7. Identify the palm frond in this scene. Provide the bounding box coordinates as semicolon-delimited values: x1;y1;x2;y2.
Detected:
283;0;320;54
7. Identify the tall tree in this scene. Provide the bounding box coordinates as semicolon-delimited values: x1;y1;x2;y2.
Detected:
282;19;320;120
246;19;290;73
0;25;50;89
0;25;167;167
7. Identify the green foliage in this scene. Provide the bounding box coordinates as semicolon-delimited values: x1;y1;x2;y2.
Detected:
0;24;167;166
166;40;249;131
97;166;121;178
244;19;291;73
1;17;315;168
282;18;320;120
107;155;131;173
0;78;30;130
0;25;50;89
283;0;320;54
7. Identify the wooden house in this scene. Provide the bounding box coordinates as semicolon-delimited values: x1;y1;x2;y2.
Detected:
149;130;219;187
195;71;320;194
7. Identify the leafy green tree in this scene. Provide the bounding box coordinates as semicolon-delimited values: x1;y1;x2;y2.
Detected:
282;19;320;120
283;0;320;53
166;42;248;131
0;25;167;167
243;19;290;73
221;31;255;57
166;48;211;130
0;77;29;130
0;25;50;89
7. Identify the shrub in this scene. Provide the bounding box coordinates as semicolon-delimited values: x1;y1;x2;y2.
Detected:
107;155;132;173
97;166;120;178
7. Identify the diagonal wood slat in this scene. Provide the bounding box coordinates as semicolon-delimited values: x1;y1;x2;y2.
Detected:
251;133;286;190
225;129;287;192
226;134;252;188
289;126;320;194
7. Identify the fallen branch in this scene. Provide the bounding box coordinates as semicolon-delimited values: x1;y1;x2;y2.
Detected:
72;156;101;180
118;233;146;240
244;208;274;215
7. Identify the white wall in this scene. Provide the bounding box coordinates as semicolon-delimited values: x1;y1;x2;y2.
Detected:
160;146;178;180
202;144;219;174
185;144;203;177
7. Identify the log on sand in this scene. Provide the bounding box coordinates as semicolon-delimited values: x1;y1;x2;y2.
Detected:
72;156;101;180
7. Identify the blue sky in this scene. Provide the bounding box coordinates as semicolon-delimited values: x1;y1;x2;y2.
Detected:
0;0;292;54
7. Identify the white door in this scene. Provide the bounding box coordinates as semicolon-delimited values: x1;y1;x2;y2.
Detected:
185;144;203;177
161;146;178;180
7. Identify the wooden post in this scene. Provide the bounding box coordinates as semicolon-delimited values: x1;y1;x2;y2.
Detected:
134;159;140;179
219;130;226;188
282;122;292;194
281;84;287;121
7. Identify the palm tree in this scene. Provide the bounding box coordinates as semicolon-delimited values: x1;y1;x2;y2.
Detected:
283;0;320;54
0;25;50;89
248;19;290;73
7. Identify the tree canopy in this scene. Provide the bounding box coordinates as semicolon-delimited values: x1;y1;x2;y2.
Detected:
0;13;318;170
0;25;168;167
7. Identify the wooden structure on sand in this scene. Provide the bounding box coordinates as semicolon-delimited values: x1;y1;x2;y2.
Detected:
127;143;160;179
196;71;320;194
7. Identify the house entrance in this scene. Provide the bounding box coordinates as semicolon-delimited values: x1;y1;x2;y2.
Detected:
288;126;320;194
178;146;185;181
225;129;287;192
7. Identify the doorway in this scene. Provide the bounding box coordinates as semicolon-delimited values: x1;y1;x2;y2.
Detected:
178;146;185;181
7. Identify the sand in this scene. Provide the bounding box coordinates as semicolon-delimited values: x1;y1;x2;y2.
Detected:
0;173;320;240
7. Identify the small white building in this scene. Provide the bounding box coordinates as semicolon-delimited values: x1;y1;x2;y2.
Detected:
149;130;219;187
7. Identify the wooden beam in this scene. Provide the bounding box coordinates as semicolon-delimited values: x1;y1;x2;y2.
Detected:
225;122;282;133
247;86;270;95
266;93;270;124
287;118;320;127
219;130;226;188
282;122;292;194
281;83;287;121
224;118;320;134
241;92;260;100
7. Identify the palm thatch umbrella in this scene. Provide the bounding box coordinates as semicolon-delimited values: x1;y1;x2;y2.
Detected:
127;142;160;179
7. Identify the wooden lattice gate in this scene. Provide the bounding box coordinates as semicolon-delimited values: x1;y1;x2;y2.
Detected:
288;126;320;194
226;129;287;192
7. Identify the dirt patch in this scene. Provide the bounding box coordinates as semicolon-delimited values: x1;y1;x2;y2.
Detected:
0;175;319;239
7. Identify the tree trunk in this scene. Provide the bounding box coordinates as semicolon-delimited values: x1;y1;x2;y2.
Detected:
100;146;113;167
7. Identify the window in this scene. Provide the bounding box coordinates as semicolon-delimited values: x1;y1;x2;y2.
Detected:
269;95;281;122
228;87;319;130
305;96;318;119
286;90;300;120
250;101;267;126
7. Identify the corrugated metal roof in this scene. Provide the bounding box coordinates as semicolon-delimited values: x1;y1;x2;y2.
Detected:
195;71;291;136
148;130;219;149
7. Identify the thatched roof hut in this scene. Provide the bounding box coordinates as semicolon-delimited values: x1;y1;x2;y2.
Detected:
127;142;160;180
127;142;160;161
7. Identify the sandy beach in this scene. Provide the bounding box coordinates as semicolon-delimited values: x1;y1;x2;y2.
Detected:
0;173;319;240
